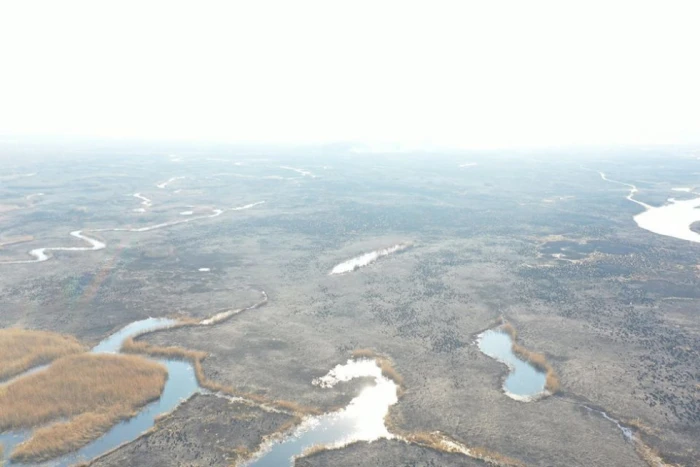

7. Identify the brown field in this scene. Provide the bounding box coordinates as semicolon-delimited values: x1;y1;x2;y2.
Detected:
0;328;85;381
11;408;128;463
0;353;166;462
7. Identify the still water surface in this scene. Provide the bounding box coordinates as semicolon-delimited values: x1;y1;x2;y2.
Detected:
247;359;399;467
477;330;546;400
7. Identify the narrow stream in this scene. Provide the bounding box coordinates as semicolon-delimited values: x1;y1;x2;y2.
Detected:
477;329;546;401
0;202;264;265
246;359;399;466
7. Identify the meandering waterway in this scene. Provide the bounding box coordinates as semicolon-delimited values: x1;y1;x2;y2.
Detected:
0;294;267;466
477;329;546;401
0;202;264;265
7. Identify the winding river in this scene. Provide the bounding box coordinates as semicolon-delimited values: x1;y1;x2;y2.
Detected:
0;202;264;265
0;292;267;466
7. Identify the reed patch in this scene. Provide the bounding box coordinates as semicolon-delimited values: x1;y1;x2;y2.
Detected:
0;328;85;381
0;353;166;462
349;348;406;396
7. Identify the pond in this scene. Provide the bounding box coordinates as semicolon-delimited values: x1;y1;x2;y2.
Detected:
477;329;546;401
246;359;399;466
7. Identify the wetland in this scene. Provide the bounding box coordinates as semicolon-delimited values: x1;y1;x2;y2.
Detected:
0;144;698;466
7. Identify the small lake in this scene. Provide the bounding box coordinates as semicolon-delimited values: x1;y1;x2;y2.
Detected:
246;359;398;466
1;317;200;467
477;330;546;400
633;194;700;243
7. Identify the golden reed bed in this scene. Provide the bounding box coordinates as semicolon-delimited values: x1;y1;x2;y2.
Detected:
0;328;85;381
0;352;166;462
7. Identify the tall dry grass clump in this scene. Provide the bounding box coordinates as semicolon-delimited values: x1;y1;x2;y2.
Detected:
405;432;525;467
349;349;406;395
0;328;85;381
350;348;376;359
11;407;130;462
500;322;517;341
0;353;166;462
469;446;527;467
377;357;405;395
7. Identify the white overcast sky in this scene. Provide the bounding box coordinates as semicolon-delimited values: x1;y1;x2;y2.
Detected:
1;0;699;149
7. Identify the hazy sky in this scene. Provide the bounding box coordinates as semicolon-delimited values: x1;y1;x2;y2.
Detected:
1;0;699;149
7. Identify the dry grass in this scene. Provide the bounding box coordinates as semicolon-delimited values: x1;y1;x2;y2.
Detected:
350;348;377;359
348;349;406;396
634;439;680;467
0;353;166;462
501;323;560;394
623;417;656;435
500;322;518;341
405;432;525;467
229;446;253;465
299;442;350;459
377;357;406;397
469;446;527;467
0;328;85;381
377;358;404;387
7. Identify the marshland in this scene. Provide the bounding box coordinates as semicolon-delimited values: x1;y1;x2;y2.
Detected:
0;146;698;466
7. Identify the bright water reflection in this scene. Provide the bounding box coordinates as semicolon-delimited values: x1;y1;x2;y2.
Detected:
477;330;546;400
247;359;398;467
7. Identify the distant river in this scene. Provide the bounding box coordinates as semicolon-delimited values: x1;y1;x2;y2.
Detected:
599;172;700;243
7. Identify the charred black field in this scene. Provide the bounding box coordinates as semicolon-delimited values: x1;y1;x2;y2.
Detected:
0;143;698;466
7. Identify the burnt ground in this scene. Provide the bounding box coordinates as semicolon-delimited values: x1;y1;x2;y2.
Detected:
90;394;295;467
295;439;485;466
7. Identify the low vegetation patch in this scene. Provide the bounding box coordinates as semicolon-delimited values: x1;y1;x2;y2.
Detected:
0;353;166;462
123;335;319;415
0;328;85;381
0;235;34;248
405;432;526;467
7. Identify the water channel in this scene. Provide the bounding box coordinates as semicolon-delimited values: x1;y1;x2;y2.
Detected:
477;329;546;401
